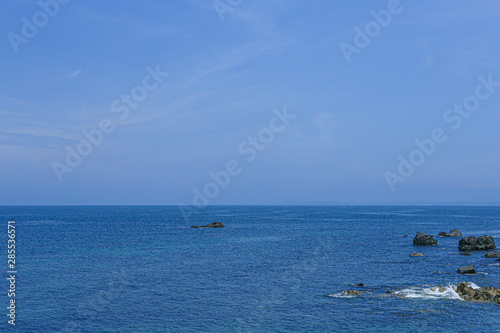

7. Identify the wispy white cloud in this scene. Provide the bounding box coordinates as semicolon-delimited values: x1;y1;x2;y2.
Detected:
59;69;82;80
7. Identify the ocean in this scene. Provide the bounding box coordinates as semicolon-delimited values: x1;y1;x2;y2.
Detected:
1;205;499;332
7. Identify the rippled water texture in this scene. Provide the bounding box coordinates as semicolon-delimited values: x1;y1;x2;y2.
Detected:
0;205;498;332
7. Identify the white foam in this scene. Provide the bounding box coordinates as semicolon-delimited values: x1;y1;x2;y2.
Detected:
394;282;483;301
327;290;361;298
328;293;355;298
467;282;481;289
394;284;463;301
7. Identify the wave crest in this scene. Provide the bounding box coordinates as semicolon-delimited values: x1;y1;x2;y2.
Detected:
394;282;480;300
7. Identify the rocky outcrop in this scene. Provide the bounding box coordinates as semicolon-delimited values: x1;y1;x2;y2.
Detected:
190;222;226;228
438;229;462;237
413;232;437;246
458;235;496;251
410;252;424;257
456;282;500;304
457;265;476;274
484;251;500;258
343;290;362;296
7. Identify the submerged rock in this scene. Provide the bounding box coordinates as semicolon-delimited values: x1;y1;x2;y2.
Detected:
343;290;362;296
457;265;476;275
458;235;496;251
410;252;424;257
458;252;471;256
438;229;462;237
190;222;226;228
456;282;500;303
484;251;500;258
413;232;437;246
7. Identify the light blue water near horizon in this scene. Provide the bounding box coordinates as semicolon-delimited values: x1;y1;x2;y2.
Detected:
0;205;499;332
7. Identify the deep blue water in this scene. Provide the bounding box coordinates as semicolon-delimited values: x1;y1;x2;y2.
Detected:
0;205;499;332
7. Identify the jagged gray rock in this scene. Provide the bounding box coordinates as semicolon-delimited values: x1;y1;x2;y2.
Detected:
413;232;437;246
458;235;496;251
456;282;500;303
438;229;462;237
190;222;226;229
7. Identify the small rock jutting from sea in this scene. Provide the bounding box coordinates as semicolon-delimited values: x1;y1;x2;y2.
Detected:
457;265;476;275
456;282;500;304
458;235;496;251
413;232;437;246
484;251;500;258
190;222;226;228
438;229;462;237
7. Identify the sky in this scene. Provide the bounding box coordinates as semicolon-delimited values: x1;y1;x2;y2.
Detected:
1;0;500;205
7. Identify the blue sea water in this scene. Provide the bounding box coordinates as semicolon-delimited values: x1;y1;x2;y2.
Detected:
0;205;499;332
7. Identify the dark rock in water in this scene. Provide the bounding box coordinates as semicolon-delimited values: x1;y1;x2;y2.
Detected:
343;290;362;296
204;222;225;228
202;222;225;228
410;252;424;257
458;252;471;256
484;251;500;258
456;282;500;303
413;232;437;246
191;222;226;228
403;235;408;237
458;235;496;251
351;283;364;287
448;229;463;237
457;265;476;275
438;229;462;237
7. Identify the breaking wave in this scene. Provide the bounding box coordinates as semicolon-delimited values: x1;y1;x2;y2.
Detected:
393;282;480;300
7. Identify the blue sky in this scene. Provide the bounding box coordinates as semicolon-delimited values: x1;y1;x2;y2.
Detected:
1;0;500;205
